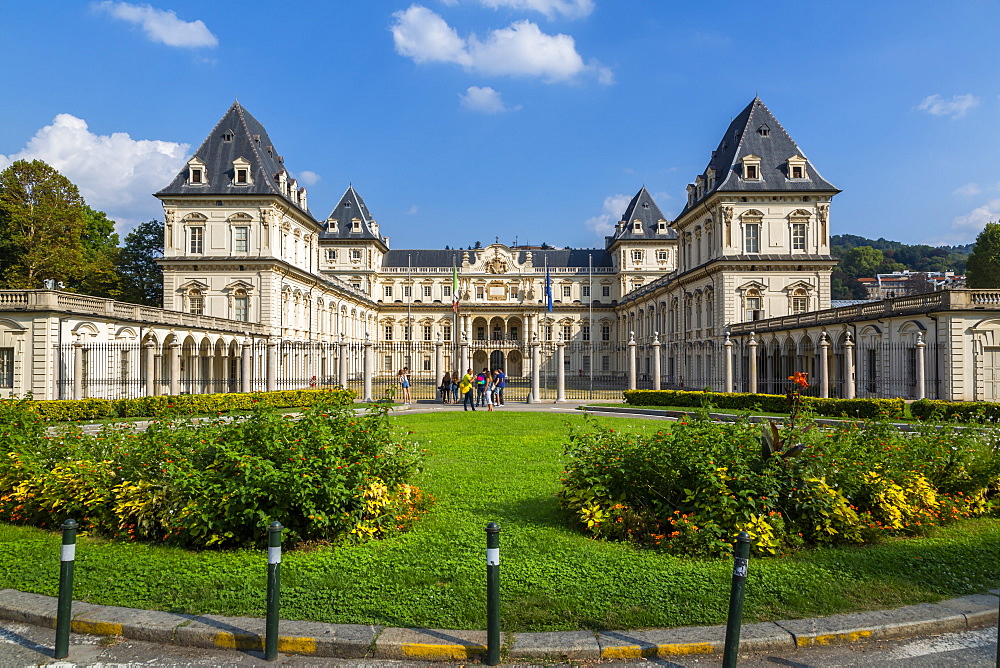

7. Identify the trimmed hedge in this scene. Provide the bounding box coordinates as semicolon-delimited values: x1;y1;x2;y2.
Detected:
623;389;905;420
29;388;357;422
911;399;1000;423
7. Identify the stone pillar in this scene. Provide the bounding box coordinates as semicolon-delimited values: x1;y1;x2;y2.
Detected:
266;340;278;392
748;332;758;395
915;332;926;400
205;351;215;395
143;342;156;397
556;336;566;403
723;332;733;393
169;341;181;396
338;336;348;388
528;337;541;403
362;335;373;403
241;342;252;393
73;341;84;400
651;332;662;391
460;334;469;374
627;331;637;391
844;333;856;400
819;332;830;398
434;338;443;392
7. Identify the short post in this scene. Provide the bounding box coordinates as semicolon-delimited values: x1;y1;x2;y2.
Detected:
747;333;758;395
723;332;733;393
627;331;637;391
485;522;501;666
819;332;830;398
555;336;566;403
54;518;78;660
651;332;662;391
265;521;283;661
722;531;751;668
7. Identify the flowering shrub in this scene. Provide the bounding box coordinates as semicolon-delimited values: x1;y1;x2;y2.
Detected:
559;411;1000;557
0;397;429;548
623;389;905;420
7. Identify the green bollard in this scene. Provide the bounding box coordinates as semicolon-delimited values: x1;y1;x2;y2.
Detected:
264;521;283;661
54;518;78;660
722;531;752;668
485;522;501;666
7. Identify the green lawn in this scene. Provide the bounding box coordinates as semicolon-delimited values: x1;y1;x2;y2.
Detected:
1;411;998;631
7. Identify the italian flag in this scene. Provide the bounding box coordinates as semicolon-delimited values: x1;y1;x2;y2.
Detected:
452;265;459;313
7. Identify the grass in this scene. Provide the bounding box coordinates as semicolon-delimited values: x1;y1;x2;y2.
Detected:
1;411;998;631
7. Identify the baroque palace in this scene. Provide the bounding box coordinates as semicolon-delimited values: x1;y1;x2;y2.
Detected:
2;99;1000;402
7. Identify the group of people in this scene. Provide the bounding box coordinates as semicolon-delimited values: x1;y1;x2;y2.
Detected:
440;368;505;411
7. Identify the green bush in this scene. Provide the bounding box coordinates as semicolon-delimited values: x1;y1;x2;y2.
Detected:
911;398;1000;423
0;397;428;548
623;389;905;420
28;388;356;422
560;413;999;557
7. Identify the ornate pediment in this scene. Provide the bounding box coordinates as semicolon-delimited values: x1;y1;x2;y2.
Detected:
474;245;522;275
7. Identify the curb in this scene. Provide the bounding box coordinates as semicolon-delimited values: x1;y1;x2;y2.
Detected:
1;588;996;662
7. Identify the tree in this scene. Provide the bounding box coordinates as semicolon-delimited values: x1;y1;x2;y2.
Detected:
838;246;884;279
473;240;482;249
116;219;164;306
966;222;1000;288
0;160;87;288
78;205;122;299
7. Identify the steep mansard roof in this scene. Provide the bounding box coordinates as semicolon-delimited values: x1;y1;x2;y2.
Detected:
679;98;838;215
319;185;387;243
382;249;612;268
157;102;313;216
606;186;676;247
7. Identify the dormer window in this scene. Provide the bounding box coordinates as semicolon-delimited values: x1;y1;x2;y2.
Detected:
632;220;643;233
696;176;705;199
222;131;234;142
787;155;808;181
231;157;252;186
742;154;762;181
757;124;770;137
351;219;361;233
187;157;207;186
686;184;696;207
706;167;716;190
657;220;667;233
190;168;203;184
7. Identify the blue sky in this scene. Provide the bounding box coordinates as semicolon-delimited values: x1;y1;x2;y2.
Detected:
2;1;998;249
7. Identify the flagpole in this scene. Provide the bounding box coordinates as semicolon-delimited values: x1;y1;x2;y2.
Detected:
452;256;458;374
589;252;593;399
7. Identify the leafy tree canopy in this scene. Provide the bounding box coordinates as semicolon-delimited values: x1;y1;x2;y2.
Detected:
116;219;164;306
966;222;1000;288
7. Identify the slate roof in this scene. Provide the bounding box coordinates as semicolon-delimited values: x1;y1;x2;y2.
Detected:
320;185;386;243
381;249;612;269
680;98;838;215
606;187;676;247
157;102;312;216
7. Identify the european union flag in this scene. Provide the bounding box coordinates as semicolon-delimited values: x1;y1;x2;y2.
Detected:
545;266;553;312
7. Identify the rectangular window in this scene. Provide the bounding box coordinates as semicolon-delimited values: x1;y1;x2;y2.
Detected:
326;249;337;261
792;223;806;251
189;295;204;315
404;286;412;298
423;285;432;298
384;325;393;340
745;164;759;179
582;326;591;342
602;286;611;298
234;296;248;321
601;355;610;372
443;285;452;298
510;286;518;299
744;223;760;253
583;356;591;372
403;326;411;340
234;226;249;252
746;296;762;320
384;286;393;298
0;347;12;387
190;168;202;184
657;250;668;261
601;325;610;341
423;357;431;371
236;168;248;184
582;285;590;298
476;286;485;300
792;297;808;314
423;325;432;341
384;355;393;372
443;325;452;341
632;250;643;262
791;165;804;179
351;248;362;261
562;325;572;341
545;325;553;340
189;227;204;254
509;326;518;340
476;326;485;340
562;285;571;298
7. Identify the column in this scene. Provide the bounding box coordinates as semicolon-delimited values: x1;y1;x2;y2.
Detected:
915;333;926;400
241;342;252;393
143;342;156;397
169;341;181;396
266;339;278;392
748;332;758;395
528;338;540;403
362;336;373;402
556;336;566;403
627;331;637;391
844;333;856;400
338;336;348;388
819;332;830;398
723;332;733;393
73;341;84;400
434;338;443;391
205;350;215;395
460;334;469;374
651;332;662;391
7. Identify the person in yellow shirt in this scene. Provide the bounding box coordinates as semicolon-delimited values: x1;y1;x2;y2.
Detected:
459;368;476;411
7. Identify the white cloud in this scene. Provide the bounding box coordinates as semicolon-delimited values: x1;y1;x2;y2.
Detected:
0;113;189;232
93;1;218;48
932;198;1000;245
475;0;595;19
295;170;321;186
916;93;979;119
406;205;419;215
391;5;610;83
459;86;520;113
585;193;631;237
954;182;982;197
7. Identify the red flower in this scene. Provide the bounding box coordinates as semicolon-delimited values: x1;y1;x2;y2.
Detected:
788;372;809;389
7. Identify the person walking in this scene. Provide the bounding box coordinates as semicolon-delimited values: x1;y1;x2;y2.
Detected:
494;367;506;405
440;371;452;403
398;367;411;404
484;372;495;411
460;368;476;411
475;368;488;407
451;371;459;404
